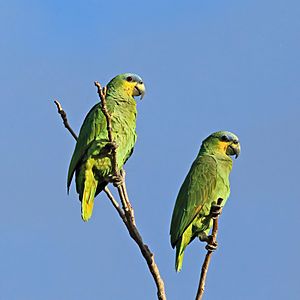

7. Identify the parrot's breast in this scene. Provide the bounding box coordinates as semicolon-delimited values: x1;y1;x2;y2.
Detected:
214;158;232;207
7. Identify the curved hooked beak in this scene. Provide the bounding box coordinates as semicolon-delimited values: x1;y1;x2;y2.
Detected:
226;143;241;159
133;83;146;100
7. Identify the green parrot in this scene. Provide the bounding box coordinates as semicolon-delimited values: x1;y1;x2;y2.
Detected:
170;131;240;272
67;73;145;222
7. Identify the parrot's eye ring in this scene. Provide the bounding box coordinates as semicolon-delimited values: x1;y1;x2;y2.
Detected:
126;76;133;82
220;135;229;142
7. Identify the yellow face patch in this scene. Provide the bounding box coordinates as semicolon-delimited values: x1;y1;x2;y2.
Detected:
217;141;229;154
120;80;136;97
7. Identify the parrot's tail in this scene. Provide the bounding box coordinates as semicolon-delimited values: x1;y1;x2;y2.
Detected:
81;177;97;222
175;239;185;272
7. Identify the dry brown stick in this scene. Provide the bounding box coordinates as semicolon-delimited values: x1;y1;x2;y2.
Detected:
196;198;223;300
120;177;135;224
94;81;167;300
94;82;135;217
54;100;78;140
94;83;118;174
94;82;131;213
105;187;164;299
94;82;134;218
104;186;125;220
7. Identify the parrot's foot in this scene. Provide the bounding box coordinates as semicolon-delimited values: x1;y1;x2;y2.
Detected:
111;173;124;187
111;169;126;187
205;237;218;251
210;204;222;219
104;141;118;153
199;233;218;251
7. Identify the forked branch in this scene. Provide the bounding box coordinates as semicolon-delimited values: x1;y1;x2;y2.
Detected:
54;86;166;300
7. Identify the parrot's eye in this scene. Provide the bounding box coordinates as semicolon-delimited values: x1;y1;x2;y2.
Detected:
233;140;239;144
220;135;229;142
126;76;133;82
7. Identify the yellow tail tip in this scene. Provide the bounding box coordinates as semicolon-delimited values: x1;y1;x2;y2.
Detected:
175;251;184;272
175;260;183;272
81;214;91;222
81;201;94;222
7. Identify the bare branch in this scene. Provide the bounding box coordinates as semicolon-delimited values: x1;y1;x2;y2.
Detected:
54;100;78;140
121;180;135;224
94;82;131;216
196;198;223;300
104;187;126;220
54;88;166;300
94;82;118;175
94;82;167;300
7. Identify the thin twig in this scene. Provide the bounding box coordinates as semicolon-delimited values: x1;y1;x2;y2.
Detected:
104;187;125;220
94;82;134;221
120;175;135;223
94;82;118;176
94;82;130;214
94;81;167;300
196;198;223;300
54;100;78;140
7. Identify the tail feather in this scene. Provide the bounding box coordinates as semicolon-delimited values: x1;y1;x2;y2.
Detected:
175;244;185;272
175;229;192;272
81;179;97;222
175;235;187;272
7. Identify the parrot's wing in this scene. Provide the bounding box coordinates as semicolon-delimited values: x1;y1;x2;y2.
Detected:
170;155;217;247
67;103;106;191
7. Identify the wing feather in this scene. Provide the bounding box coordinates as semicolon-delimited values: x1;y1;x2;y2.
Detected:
67;103;107;191
170;155;217;247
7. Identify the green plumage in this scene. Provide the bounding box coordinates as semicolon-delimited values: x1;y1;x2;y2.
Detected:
67;73;145;221
170;131;240;272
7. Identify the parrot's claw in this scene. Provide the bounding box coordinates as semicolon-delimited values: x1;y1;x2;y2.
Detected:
111;173;124;187
104;141;118;153
199;233;218;251
205;235;218;251
210;204;222;219
205;239;218;251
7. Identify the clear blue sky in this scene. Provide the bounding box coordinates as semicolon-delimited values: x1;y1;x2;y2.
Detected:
1;0;299;299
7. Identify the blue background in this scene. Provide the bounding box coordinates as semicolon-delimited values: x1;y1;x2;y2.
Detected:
1;0;299;299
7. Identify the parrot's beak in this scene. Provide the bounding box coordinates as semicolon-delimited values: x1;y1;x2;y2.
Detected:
133;83;146;100
226;143;240;159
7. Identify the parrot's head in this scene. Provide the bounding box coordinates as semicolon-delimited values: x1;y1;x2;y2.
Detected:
203;131;240;159
107;73;145;100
